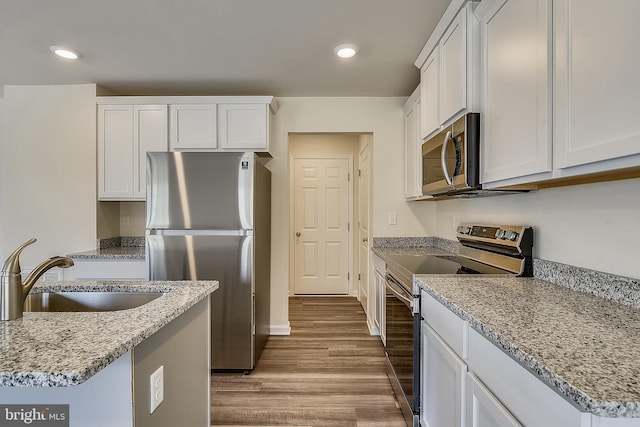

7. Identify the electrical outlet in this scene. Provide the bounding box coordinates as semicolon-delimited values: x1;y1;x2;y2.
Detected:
388;211;397;225
149;365;164;413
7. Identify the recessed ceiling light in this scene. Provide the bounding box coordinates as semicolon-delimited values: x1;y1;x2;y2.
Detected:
50;46;82;60
334;44;359;59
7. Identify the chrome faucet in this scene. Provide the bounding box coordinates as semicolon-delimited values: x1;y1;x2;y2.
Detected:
0;238;74;320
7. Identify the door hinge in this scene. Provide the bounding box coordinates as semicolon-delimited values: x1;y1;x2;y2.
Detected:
348;273;350;280
358;273;361;281
358;169;361;177
348;172;350;181
348;223;350;231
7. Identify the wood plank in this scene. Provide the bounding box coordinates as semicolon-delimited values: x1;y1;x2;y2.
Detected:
211;296;407;426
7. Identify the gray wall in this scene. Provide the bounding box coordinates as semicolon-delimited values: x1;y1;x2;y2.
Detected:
134;297;210;427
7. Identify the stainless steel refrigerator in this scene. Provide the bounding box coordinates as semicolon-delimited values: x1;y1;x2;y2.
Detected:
145;151;271;371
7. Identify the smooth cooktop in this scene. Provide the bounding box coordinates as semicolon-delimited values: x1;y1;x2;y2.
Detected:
386;254;514;276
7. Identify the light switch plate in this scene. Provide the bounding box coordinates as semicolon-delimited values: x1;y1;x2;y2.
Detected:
150;365;164;413
388;211;397;225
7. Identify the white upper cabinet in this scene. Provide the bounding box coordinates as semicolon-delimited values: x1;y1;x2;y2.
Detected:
479;0;552;184
440;8;468;123
169;104;218;150
98;105;134;199
403;86;422;199
97;96;275;201
553;0;640;170
133;105;168;198
217;103;269;150
169;97;275;154
480;0;640;188
420;47;440;139
98;104;168;200
416;0;479;141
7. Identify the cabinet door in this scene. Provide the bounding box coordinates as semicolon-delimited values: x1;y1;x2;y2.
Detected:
404;94;421;199
133;105;167;199
554;0;640;169
440;8;467;124
420;47;440;140
466;373;522;427
480;0;552;184
98;105;134;199
421;323;466;427
372;254;386;345
169;104;217;150
217;104;268;150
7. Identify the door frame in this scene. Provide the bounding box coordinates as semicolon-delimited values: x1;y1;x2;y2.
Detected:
289;154;354;296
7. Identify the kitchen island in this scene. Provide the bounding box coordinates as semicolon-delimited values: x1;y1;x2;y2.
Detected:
0;280;217;427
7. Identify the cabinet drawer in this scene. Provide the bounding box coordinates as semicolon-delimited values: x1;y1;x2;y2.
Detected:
421;289;468;358
467;328;587;427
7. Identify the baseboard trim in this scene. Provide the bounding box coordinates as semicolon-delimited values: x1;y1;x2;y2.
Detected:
270;322;291;335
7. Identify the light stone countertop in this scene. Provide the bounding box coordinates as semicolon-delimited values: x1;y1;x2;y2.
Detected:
416;275;640;418
67;246;145;260
0;280;217;387
372;246;453;258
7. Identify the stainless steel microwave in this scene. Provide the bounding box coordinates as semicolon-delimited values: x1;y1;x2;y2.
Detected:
422;113;480;197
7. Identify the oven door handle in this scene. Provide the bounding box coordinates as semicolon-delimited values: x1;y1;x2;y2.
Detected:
385;273;413;307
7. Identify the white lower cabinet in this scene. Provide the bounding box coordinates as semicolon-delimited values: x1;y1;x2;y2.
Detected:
466;373;521;427
467;328;588;427
421;321;466;427
419;290;640;427
372;254;386;343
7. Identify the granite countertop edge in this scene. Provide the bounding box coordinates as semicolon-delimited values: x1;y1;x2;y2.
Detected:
417;279;639;418
0;280;218;387
67;247;145;260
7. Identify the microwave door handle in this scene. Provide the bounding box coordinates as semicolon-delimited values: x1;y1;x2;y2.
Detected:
441;130;454;187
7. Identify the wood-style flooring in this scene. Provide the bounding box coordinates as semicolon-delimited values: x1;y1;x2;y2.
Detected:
211;296;407;427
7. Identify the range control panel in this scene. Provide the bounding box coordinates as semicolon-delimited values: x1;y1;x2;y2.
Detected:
456;224;525;242
455;223;534;275
456;223;534;257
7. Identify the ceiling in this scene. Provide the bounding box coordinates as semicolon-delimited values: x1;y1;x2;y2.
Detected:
0;0;451;97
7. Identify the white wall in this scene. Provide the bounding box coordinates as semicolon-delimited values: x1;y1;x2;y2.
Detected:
269;97;434;332
430;177;640;279
0;84;97;269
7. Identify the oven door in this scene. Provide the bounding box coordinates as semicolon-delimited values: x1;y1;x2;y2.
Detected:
385;272;420;424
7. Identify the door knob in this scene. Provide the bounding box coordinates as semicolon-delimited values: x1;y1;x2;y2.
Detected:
296;232;301;237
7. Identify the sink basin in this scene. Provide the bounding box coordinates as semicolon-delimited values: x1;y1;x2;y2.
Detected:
24;291;163;312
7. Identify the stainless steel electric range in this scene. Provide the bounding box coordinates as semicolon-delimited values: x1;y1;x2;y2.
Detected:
384;224;533;427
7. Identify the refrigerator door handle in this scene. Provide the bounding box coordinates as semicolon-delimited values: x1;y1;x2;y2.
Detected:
147;229;253;237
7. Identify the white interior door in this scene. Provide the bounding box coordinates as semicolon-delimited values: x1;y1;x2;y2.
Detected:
294;158;350;294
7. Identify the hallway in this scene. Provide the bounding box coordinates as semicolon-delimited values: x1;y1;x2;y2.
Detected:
211;297;406;426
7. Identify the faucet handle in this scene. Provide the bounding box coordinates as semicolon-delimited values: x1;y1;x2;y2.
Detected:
2;238;37;276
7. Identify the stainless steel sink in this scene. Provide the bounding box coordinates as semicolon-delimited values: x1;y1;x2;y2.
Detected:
24;291;163;312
